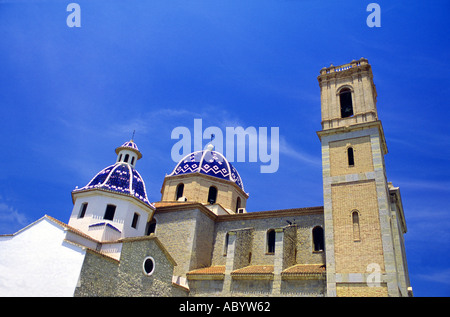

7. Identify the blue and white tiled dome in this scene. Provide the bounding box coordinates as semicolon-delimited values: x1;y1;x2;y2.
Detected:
168;145;245;191
73;140;152;207
76;163;152;206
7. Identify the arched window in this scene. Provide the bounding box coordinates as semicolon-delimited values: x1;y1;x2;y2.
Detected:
208;186;217;204
235;197;241;213
312;226;324;252
118;154;123;162
146;218;157;235
176;183;184;201
347;147;355;166
339;88;353;118
267;229;276;254
131;156;135;165
104;204;116;221
124;154;130;163
352;211;361;241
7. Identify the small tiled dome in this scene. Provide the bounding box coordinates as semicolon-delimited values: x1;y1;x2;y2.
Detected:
168;145;244;191
73;140;152;207
115;140;142;159
74;163;152;206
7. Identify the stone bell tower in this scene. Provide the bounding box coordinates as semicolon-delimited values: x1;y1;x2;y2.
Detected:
317;58;411;297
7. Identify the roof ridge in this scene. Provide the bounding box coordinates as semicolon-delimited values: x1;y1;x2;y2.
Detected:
45;215;103;243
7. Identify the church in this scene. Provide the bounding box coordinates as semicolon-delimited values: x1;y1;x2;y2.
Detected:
0;58;413;297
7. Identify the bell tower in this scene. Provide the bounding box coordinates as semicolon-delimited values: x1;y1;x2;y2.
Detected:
319;58;379;130
317;58;410;297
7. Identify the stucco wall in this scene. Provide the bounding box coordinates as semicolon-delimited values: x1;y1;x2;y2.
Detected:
0;218;86;297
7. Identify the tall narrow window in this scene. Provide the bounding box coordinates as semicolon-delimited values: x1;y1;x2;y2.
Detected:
208;186;217;204
78;202;88;218
352;211;361;241
235;197;241;213
118;154;123;162
224;232;229;255
313;226;324;252
347;147;355;166
176;183;184;201
104;204;116;221
340;88;353;118
131;156;135;165
131;212;140;229
146;218;157;235
267;229;276;254
124;154;129;163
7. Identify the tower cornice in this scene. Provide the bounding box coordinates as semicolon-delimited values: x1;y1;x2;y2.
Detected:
317;57;371;82
317;120;388;155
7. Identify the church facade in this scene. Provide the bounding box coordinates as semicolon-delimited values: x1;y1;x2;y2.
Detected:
0;59;412;297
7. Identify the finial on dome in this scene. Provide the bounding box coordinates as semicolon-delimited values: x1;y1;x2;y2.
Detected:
131;130;135;141
205;134;215;151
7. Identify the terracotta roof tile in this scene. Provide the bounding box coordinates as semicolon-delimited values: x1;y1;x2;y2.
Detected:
231;265;274;275
282;264;326;275
187;266;226;275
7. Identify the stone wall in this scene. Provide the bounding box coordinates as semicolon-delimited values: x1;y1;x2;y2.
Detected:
329;136;374;176
336;283;388;297
75;238;187;297
280;279;326;296
161;174;247;213
75;206;326;297
115;238;186;297
153;208;198;277
331;180;385;274
186;209;326;297
212;212;325;267
189;209;216;271
74;250;119;297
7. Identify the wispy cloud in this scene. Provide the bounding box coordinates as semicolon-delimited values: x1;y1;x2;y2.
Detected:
416;268;450;286
0;201;28;234
388;134;450;160
396;179;450;192
404;205;450;244
109;108;210;140
279;136;321;167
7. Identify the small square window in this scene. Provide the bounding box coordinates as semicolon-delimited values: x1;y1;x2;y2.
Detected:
104;204;116;221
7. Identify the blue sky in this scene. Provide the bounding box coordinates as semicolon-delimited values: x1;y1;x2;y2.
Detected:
0;0;449;296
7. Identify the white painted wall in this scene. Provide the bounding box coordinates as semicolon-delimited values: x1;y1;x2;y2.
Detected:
116;149;138;168
69;190;152;241
0;217;86;297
